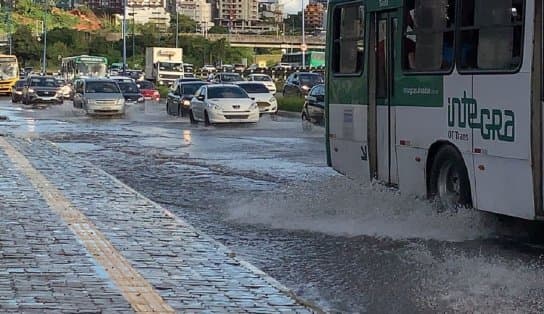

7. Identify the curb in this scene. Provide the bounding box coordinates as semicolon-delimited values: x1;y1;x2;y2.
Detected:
35;137;324;313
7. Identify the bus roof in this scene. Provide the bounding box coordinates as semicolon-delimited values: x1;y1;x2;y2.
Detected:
62;55;108;64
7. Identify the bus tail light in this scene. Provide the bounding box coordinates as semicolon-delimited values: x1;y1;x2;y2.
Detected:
399;140;411;146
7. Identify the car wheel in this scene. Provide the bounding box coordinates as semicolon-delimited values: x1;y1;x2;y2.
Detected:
204;111;211;126
189;109;197;124
166;102;171;115
429;145;472;209
178;104;184;117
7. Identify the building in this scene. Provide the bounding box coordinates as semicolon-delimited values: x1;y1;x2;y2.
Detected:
309;0;327;6
304;3;324;30
82;0;124;14
258;0;283;24
120;6;171;31
127;0;165;6
216;0;259;33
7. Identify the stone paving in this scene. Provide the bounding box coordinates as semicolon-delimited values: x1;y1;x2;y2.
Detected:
0;135;318;313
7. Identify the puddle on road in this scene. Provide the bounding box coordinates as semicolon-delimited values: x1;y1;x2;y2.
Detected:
225;175;506;242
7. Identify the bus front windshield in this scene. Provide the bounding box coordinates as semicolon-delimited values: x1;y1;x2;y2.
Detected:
0;58;18;80
77;62;107;77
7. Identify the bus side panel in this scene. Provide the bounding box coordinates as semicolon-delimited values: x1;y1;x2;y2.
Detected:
396;107;443;196
329;104;370;181
472;73;534;219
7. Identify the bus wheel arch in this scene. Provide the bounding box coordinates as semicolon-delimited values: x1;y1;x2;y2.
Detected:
426;141;473;208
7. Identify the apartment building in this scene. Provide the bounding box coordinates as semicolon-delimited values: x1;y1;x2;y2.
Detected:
216;0;259;32
304;2;324;29
83;0;124;14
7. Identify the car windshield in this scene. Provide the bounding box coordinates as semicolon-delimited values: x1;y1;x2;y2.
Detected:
300;74;324;85
15;80;26;88
118;82;140;93
251;75;272;82
85;81;121;93
138;80;155;89
238;83;269;93
159;62;183;71
220;73;242;82
208;86;248;99
182;83;206;95
29;77;59;87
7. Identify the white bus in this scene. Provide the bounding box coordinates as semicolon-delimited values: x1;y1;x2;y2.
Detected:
60;55;108;81
326;0;544;220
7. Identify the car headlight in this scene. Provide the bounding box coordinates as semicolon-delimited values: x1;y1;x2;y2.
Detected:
269;96;277;103
249;102;257;110
208;102;221;111
138;96;145;102
87;99;97;105
15;91;22;95
117;99;125;105
183;99;191;106
27;88;35;93
301;85;310;90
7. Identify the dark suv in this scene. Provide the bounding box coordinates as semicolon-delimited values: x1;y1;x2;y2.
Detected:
22;75;63;105
282;72;324;97
166;80;208;116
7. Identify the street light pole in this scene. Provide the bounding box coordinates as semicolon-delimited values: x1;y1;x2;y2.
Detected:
42;1;48;74
175;4;179;48
301;0;306;68
122;0;127;72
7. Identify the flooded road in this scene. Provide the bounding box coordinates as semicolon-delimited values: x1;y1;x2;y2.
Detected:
2;98;544;313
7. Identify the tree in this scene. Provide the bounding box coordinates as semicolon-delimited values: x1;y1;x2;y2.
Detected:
11;25;41;67
170;14;198;34
208;25;228;34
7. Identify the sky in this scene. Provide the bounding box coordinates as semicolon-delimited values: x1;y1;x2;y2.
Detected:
280;0;309;15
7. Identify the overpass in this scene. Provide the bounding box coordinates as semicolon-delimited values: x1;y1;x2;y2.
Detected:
105;32;325;49
178;33;325;49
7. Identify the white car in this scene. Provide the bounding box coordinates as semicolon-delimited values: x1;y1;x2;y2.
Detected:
189;84;260;125
246;73;277;94
235;82;277;114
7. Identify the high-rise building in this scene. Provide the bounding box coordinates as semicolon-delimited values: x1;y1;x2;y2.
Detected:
309;0;327;6
165;0;214;29
83;0;124;14
216;0;258;32
304;3;324;29
127;0;165;6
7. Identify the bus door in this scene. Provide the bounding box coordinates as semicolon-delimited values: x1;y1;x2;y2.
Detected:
369;10;400;185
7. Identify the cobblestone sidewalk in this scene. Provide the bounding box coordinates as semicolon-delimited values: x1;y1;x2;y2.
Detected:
0;135;319;313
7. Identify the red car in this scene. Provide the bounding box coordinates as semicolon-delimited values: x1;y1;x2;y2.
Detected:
137;80;160;102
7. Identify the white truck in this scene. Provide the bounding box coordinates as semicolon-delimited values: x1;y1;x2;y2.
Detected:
145;47;184;86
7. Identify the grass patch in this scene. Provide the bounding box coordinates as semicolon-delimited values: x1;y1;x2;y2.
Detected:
158;85;170;98
277;96;304;112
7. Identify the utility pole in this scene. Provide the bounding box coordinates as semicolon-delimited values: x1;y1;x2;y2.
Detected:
132;5;135;66
7;0;12;55
122;0;127;72
42;0;48;74
175;3;178;48
301;0;306;69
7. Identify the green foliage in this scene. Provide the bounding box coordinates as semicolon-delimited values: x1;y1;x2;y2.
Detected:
6;2;259;72
170;14;198;34
158;85;170;98
277;96;304;112
208;25;229;34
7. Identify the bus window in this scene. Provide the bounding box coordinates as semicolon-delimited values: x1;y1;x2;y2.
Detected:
332;3;364;74
458;0;524;72
403;0;455;72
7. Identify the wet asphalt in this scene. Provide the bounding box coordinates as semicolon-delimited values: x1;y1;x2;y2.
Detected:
2;98;544;313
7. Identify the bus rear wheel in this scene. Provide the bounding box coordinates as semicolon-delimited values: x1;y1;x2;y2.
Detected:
429;145;472;208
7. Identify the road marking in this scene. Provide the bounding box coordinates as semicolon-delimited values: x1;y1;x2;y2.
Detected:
0;137;175;313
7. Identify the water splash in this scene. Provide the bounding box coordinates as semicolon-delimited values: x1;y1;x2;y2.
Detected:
225;175;504;242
